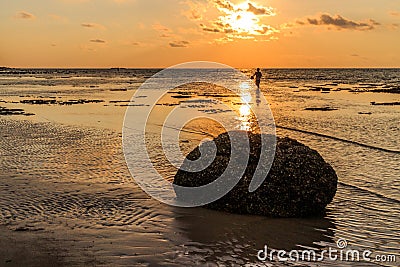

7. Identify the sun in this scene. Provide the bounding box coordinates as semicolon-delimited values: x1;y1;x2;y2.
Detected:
223;11;259;33
202;1;277;40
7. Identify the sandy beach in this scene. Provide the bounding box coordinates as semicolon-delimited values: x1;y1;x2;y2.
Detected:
0;68;399;266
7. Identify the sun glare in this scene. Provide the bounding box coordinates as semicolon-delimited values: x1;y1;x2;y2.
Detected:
219;2;269;36
204;1;277;40
227;11;259;33
239;104;251;117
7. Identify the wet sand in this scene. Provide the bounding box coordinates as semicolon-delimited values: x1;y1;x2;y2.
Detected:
1;116;398;266
0;68;399;266
0;119;338;266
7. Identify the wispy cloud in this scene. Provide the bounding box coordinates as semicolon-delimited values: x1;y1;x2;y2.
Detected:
389;23;399;30
152;23;178;38
15;11;36;20
247;3;274;16
81;23;94;27
214;0;234;11
160;33;172;38
349;54;369;61
119;40;143;47
169;40;189;47
186;9;202;20
81;22;106;30
296;14;380;31
152;23;171;33
90;39;106;43
389;11;400;17
182;0;209;21
80;44;96;51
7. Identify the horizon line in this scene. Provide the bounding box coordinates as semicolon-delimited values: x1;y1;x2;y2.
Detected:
2;66;400;70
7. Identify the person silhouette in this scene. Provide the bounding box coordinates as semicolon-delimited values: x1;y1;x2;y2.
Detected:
252;68;262;89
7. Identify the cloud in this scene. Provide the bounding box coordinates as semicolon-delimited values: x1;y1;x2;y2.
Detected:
90;39;106;43
297;14;380;31
169;41;189;47
188;0;278;42
81;23;106;29
152;23;179;38
80;44;96;51
214;36;233;43
15;11;35;20
213;1;275;16
160;33;172;38
184;8;203;21
119;40;143;46
81;23;94;27
188;9;202;20
182;0;209;21
152;23;171;32
349;54;369;61
202;27;221;33
247;3;274;16
389;11;400;17
214;0;234;12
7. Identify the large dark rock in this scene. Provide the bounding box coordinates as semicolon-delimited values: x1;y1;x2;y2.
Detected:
173;131;338;217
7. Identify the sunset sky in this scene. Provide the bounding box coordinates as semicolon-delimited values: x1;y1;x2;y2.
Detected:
1;0;399;68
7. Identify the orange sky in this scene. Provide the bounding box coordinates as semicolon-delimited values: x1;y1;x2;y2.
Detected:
1;0;399;68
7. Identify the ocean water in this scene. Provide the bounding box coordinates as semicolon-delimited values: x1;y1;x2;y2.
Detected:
0;68;399;266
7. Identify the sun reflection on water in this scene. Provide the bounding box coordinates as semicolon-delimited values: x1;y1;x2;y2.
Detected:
238;82;254;131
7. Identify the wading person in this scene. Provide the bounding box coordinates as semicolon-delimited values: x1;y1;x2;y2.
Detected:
252;68;262;89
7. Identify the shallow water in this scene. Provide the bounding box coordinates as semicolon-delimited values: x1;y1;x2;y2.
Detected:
0;68;399;266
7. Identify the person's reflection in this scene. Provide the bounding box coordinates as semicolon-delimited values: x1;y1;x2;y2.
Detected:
256;88;261;107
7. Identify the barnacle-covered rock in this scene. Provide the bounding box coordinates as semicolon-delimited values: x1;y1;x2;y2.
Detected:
173;131;338;217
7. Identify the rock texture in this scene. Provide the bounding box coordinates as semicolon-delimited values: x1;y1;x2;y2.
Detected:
173;131;338;217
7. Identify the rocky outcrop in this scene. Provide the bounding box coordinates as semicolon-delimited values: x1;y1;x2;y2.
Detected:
174;131;338;217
